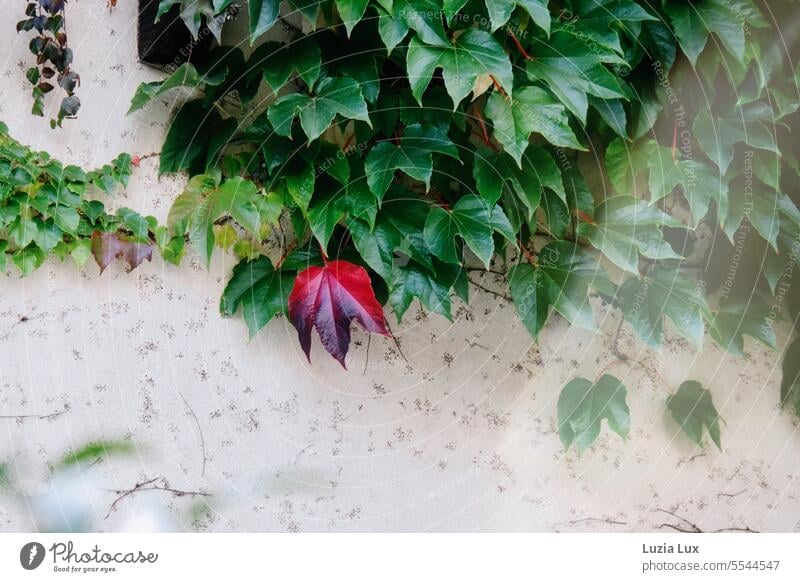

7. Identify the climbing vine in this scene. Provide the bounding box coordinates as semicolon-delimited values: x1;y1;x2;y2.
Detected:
17;0;81;127
5;0;800;453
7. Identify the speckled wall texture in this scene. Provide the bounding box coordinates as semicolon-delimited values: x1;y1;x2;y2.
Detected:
1;2;799;533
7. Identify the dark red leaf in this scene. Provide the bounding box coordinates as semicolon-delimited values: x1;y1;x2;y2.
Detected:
288;260;390;368
91;231;153;273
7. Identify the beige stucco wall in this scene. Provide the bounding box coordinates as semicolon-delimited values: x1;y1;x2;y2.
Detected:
1;1;799;532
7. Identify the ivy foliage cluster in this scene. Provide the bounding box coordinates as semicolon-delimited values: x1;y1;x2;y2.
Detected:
17;0;81;127
6;1;800;453
0;122;186;275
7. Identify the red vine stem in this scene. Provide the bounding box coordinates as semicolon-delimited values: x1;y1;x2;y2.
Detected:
429;189;451;210
473;105;497;150
275;241;297;269
518;238;537;265
671;120;678;161
342;130;356;152
489;75;507;98
508;31;533;61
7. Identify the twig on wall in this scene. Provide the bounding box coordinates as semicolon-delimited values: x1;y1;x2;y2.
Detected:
179;393;207;477
105;476;211;519
0;406;69;422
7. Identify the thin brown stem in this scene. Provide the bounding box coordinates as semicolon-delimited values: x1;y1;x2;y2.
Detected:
508;31;533;61
468;276;512;302
489;75;508;98
473;105;497;150
105;477;211;519
179;393;207;478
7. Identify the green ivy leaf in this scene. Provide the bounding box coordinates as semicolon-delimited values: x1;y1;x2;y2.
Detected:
723;176;798;250
510;241;614;340
618;263;711;350
12;245;45;276
571;0;657;56
577;196;684;274
249;0;280;45
667;381;722;449
485;0;550;34
664;0;749;65
268;77;371;142
116;207;150;242
607;138;729;226
377;7;410;54
395;0;449;46
247;38;321;94
348;217;401;283
389;261;453;322
526;29;628;123
128;63;204;114
708;294;777;356
220;256;294;336
174;177;261;267
364;124;459;201
336;0;370;36
406;30;514;107
693;105;779;175
485;86;585;166
473;146;564;219
558;374;630;453
424;195;495;268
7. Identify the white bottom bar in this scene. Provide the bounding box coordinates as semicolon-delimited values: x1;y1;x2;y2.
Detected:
0;533;797;580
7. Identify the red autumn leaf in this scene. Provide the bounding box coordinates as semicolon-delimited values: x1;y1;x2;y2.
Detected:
288;260;390;368
91;231;154;273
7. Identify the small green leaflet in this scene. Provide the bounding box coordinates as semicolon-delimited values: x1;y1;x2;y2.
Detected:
424;195;496;268
159;100;236;176
168;177;262;268
667;381;722;450
472;146;565;218
364;124;460;202
510;241;615;340
577;196;684;274
763;216;800;293
268;77;371;142
485;86;585;167
129;63;205;114
723;174;799;250
395;0;449;46
618;263;711;350
348;217;401;283
693;105;779;175
377;7;410;54
781;337;800;418
249;0;280;45
526;29;628;124
484;0;550;35
571;0;657;56
116;207;151;242
406;30;514;107
389;262;455;322
558;374;630;453
246;39;321;94
708;294;777;356
604;137;651;195
664;0;751;65
308;176;378;251
220;256;294;337
605;138;728;226
60;440;135;468
336;0;370;37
